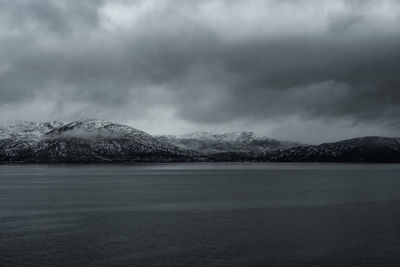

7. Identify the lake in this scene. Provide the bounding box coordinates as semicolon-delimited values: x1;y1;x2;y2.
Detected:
1;163;400;266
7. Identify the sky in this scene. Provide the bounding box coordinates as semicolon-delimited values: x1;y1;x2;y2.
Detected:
0;0;400;143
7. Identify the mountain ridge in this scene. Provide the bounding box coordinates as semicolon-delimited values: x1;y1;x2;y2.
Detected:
1;120;399;163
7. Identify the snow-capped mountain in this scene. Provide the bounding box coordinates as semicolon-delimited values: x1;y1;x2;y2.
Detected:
0;119;202;163
1;121;400;163
157;131;301;155
263;136;400;162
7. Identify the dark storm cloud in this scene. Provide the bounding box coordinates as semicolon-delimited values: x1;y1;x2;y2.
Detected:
0;0;102;33
183;34;400;124
0;0;399;141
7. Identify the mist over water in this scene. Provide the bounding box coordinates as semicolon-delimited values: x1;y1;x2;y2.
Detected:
1;163;400;266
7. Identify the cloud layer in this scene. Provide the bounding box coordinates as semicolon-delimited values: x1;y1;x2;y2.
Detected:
1;0;400;143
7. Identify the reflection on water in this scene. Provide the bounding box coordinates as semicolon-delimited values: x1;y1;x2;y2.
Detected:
1;163;400;266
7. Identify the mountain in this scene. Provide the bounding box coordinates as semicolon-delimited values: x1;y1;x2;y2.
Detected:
157;132;300;155
263;136;400;162
0;119;202;163
1;121;400;163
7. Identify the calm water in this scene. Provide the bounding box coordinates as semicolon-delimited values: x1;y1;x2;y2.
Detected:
1;163;400;266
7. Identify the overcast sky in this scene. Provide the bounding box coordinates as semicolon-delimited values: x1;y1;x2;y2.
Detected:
0;0;399;143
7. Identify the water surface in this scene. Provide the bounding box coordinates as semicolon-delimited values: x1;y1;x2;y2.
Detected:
1;163;400;266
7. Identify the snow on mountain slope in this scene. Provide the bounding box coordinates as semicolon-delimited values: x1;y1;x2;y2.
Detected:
0;119;201;163
0;121;63;139
157;131;301;155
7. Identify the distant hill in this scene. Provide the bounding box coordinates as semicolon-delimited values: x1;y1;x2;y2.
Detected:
157;132;300;155
263;136;400;163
